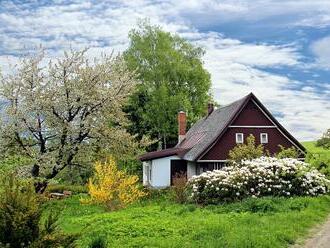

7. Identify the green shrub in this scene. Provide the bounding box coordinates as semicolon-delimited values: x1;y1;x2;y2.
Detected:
30;212;77;248
276;145;299;159
245;198;277;213
46;184;88;194
88;235;107;248
306;153;330;178
142;188;172;203
228;134;265;163
0;174;76;248
0;173;41;247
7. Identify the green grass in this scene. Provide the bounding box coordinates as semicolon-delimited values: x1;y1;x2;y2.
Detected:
302;141;330;158
43;195;330;248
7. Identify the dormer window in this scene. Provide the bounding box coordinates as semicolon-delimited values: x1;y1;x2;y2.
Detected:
236;133;244;144
260;133;268;144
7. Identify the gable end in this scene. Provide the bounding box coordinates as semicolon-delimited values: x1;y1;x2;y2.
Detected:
196;94;306;160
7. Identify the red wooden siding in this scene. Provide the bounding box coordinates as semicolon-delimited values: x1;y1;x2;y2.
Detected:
199;99;300;161
200;128;294;160
231;100;273;126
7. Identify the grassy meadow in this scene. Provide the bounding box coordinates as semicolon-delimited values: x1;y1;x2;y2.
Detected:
303;141;330;157
43;194;330;248
38;141;330;248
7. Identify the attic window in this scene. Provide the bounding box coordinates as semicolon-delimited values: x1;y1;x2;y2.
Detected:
260;133;268;144
236;133;244;144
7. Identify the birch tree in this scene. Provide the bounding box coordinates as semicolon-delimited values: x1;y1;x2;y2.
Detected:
0;49;142;192
124;22;212;149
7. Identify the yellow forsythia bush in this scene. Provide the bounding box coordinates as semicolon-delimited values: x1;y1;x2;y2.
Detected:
82;157;146;210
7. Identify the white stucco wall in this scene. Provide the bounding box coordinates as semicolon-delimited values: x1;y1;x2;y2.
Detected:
143;156;180;188
152;155;179;187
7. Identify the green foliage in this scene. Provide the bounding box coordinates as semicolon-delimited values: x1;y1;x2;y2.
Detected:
228;134;265;163
54;165;93;185
43;195;330;247
316;129;330;149
206;197;311;214
0;173;76;248
0;173;40;247
303;141;330;178
0;154;33;174
46;184;88;194
124;20;212;149
30;212;77;248
88;235;107;248
306;153;330;178
276;145;299;159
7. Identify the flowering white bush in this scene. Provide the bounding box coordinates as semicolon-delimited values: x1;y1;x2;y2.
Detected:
187;157;329;204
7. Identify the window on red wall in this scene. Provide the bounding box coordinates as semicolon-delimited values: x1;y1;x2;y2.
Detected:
260;133;268;144
236;133;244;144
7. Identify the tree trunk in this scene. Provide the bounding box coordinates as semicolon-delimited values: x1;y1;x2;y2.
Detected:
34;180;48;194
31;164;40;177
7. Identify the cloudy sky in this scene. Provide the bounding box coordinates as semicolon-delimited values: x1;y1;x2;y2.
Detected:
0;0;330;141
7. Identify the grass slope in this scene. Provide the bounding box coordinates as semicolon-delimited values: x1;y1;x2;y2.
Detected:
302;141;330;158
44;195;330;248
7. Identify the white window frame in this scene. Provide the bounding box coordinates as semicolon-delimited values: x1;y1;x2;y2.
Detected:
260;133;268;144
235;133;244;144
149;165;152;182
213;162;225;170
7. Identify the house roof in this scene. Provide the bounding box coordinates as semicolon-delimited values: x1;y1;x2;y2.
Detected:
177;94;249;161
139;92;306;162
139;147;189;161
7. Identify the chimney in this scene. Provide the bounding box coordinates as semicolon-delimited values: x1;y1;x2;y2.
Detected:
178;111;186;143
207;103;214;116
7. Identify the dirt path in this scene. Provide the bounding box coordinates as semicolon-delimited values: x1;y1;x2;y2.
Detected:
295;216;330;248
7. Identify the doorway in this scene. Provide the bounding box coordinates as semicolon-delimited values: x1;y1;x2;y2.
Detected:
170;160;187;185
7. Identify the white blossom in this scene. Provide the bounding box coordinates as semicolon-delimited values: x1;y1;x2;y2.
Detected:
187;157;329;202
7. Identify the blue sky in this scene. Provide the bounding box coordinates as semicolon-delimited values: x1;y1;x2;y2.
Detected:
0;0;329;141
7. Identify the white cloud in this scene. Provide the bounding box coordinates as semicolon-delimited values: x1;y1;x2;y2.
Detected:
311;36;330;69
174;0;330;28
196;35;330;141
0;0;329;141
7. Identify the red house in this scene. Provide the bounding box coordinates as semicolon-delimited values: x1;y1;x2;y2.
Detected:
140;93;306;188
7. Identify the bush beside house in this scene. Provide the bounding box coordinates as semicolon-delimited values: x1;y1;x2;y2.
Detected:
187;157;329;204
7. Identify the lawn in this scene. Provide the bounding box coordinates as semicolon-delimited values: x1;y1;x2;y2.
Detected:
39;141;330;248
43;194;330;248
302;141;330;158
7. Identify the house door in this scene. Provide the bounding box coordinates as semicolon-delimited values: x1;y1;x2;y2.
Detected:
170;160;187;185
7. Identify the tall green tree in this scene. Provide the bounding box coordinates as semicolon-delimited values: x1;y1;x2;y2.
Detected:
124;21;212;149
